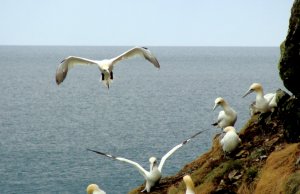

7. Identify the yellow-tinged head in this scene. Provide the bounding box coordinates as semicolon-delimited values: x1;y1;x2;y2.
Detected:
149;157;158;170
243;83;263;97
223;126;236;133
213;97;226;110
249;83;263;92
183;175;195;191
86;184;100;194
149;157;157;163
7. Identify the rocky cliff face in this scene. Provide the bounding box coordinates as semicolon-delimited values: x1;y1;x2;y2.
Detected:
278;0;300;144
279;0;300;97
129;1;300;193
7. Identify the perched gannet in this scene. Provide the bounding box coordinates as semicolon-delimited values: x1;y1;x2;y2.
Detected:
55;46;160;89
86;184;106;194
212;97;237;129
183;175;196;194
220;126;241;154
87;130;208;193
243;83;277;115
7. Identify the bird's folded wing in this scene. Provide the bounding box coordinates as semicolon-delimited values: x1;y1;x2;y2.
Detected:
264;93;275;103
216;111;225;124
111;47;160;68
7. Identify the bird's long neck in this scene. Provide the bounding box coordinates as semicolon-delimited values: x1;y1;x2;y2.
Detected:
150;164;159;173
256;89;264;100
186;188;196;194
185;181;195;194
221;102;233;113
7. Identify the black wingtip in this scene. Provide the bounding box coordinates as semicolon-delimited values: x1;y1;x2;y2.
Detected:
87;148;116;159
212;123;218;126
191;131;203;138
183;129;211;144
142;47;148;50
87;148;104;155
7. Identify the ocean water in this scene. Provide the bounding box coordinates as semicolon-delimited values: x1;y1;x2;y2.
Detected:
0;46;283;194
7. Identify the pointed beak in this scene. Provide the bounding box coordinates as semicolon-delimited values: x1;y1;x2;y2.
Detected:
102;69;109;75
213;104;218;111
243;89;253;98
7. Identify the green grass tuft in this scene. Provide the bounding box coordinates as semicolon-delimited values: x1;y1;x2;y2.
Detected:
284;172;300;194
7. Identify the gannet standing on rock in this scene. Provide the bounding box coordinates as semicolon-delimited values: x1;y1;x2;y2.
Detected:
183;175;196;194
212;97;237;129
55;46;160;89
87;130;207;193
243;83;277;115
220;126;241;154
86;184;106;194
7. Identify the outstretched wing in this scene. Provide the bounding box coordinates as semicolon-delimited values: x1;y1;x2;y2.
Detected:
111;47;160;68
55;56;98;85
87;149;149;179
158;129;209;172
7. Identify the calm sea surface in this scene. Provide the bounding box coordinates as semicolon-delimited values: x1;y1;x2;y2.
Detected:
0;46;283;194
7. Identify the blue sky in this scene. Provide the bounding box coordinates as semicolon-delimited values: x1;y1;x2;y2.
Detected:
0;0;294;46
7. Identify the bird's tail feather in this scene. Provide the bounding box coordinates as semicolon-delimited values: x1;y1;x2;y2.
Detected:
101;79;113;89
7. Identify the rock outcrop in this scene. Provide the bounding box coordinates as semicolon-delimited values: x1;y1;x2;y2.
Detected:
279;0;300;97
278;0;300;143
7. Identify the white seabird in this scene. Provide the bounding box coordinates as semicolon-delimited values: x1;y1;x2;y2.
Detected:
87;130;208;193
183;175;196;194
55;46;160;89
243;83;277;115
220;126;241;154
212;97;237;129
86;184;106;194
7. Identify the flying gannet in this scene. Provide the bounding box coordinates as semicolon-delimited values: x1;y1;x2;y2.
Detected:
55;46;160;89
243;83;277;115
183;175;196;194
220;126;241;154
212;97;237;129
87;130;208;193
86;184;106;194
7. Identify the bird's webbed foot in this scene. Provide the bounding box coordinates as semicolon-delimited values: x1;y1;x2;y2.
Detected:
110;71;113;80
